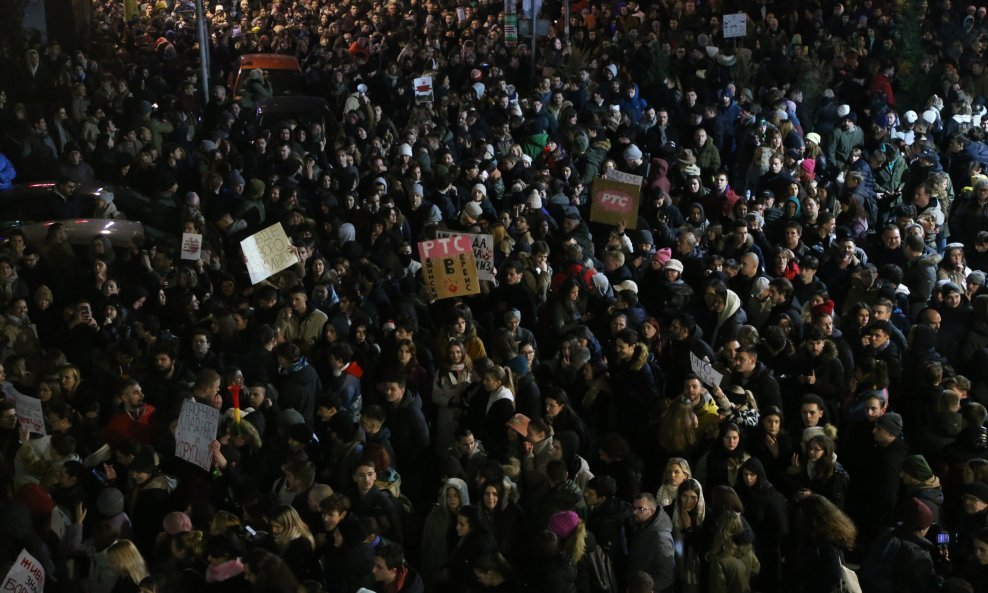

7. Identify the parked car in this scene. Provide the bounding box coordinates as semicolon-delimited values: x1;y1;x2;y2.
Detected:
0;182;174;249
255;95;333;133
228;54;305;101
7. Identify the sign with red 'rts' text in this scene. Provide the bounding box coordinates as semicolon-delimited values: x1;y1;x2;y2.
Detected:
590;172;643;229
1;549;45;593
418;236;480;301
436;230;494;281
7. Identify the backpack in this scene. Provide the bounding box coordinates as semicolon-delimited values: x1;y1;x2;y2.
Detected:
858;528;901;593
584;545;619;593
552;262;597;293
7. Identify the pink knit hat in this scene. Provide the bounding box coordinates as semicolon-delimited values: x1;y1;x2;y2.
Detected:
653;247;672;266
548;511;581;539
163;511;193;535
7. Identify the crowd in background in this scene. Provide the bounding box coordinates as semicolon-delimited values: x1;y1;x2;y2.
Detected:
4;0;988;592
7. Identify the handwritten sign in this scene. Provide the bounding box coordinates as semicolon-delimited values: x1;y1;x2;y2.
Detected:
690;352;724;388
418;236;480;301
436;230;494;281
1;549;45;593
723;13;747;38
241;223;299;284
590;174;642;229
175;398;220;471
181;233;203;261
15;394;45;435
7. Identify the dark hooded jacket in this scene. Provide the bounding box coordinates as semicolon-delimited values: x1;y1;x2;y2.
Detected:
736;458;790;589
610;343;661;436
794;339;846;408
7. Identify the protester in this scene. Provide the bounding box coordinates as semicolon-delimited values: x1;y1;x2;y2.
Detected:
2;0;988;591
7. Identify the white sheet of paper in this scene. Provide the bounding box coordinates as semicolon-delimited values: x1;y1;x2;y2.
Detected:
15;394;45;435
240;223;299;284
1;549;45;593
690;352;724;388
175;398;220;471
181;233;203;261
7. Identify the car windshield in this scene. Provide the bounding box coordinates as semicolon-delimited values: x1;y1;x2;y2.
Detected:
237;68;304;96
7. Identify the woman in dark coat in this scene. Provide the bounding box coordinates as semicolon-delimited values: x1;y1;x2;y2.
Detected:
446;505;499;592
736;458;790;593
477;480;525;565
791;494;857;593
745;407;795;496
322;518;375;593
788;434;850;509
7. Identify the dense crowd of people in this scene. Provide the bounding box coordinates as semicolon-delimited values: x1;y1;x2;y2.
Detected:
4;0;988;592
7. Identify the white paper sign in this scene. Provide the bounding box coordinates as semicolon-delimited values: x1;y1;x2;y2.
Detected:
605;170;644;186
690;352;724;388
414;76;434;101
436;230;494;281
175;398;220;471
181;233;203;261
240;223;299;285
1;549;45;593
723;13;747;38
15;394;45;435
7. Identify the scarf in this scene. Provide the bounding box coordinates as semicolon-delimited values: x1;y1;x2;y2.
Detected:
280;356;310;375
205;558;244;583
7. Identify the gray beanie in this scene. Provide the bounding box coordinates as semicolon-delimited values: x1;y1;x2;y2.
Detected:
623;144;643;161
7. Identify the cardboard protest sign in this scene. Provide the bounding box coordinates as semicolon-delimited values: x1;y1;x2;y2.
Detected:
1;549;45;593
181;233;203;261
590;172;642;229
15;393;45;435
175;398;220;471
418;236;480;301
436;230;494;281
241;223;299;284
690;352;724;388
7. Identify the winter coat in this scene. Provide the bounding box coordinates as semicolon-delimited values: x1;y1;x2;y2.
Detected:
795;539;844;593
794;340;846;408
860;527;938;593
708;546;760;593
736;458;788;588
385;391;430;473
276;359;321;428
432;367;473;454
731;362;782;411
950;194;988;247
903;252;940;313
610;343;661;439
420;478;470;586
626;509;675;592
277;306;329;355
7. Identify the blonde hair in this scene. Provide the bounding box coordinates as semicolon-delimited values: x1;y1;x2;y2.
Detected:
209;510;242;536
107;540;149;584
710;511;760;573
270;505;315;551
172;530;205;559
559;520;588;563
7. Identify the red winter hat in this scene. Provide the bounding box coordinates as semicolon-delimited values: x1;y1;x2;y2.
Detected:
902;497;933;531
811;299;836;317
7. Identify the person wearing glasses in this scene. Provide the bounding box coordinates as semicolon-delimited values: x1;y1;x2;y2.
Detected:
626;492;675;592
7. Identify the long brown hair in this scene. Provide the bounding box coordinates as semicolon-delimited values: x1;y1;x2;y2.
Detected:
798;494;857;549
658;399;698;452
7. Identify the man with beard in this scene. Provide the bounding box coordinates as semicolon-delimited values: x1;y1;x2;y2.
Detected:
141;342;194;409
